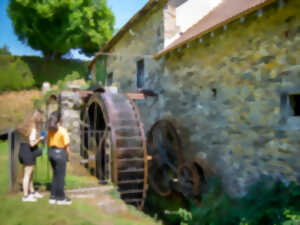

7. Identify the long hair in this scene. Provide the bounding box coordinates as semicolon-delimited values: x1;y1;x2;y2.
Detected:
17;110;43;137
47;111;61;132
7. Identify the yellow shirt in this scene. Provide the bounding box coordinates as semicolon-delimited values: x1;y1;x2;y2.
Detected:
48;126;70;149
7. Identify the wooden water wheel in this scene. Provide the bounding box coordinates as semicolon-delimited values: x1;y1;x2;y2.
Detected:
80;91;148;209
147;120;204;200
147;120;183;196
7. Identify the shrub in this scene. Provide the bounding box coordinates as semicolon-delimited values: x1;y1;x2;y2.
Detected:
0;54;35;92
21;56;88;87
33;71;90;110
0;45;10;55
161;177;300;225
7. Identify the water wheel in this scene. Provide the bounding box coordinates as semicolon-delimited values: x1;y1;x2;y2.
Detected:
147;120;182;196
178;163;201;198
81;91;148;209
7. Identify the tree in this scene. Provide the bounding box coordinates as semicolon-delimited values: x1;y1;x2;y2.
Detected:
7;0;115;59
0;45;11;55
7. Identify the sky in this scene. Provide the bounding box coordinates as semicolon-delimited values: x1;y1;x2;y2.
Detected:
0;0;148;60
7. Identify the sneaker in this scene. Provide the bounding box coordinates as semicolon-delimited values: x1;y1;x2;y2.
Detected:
56;197;72;205
49;197;56;205
30;192;43;198
22;195;37;202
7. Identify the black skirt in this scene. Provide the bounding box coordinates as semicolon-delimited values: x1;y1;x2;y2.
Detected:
18;143;42;166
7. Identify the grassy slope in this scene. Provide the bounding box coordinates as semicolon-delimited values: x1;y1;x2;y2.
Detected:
0;90;41;133
0;55;89;133
0;142;160;225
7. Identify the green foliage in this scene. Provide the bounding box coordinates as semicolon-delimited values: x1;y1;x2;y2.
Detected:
56;71;82;90
21;56;88;87
7;0;115;58
0;54;35;92
0;45;11;55
165;209;192;225
282;210;300;225
33;70;88;110
160;177;300;225
144;189;189;225
0;51;88;92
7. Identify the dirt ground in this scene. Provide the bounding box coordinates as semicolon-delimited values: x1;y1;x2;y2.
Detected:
0;90;41;134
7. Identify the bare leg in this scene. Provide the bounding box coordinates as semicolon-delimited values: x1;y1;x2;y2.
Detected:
29;165;35;193
23;166;34;196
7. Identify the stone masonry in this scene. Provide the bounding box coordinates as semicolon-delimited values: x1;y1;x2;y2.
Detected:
93;0;300;196
60;91;81;153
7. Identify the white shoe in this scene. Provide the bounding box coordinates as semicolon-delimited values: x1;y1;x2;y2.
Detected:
22;195;37;202
49;197;56;205
30;192;43;198
56;197;72;205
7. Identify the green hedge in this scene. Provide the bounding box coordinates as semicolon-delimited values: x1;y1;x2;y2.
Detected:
21;56;88;87
0;54;35;92
0;48;89;92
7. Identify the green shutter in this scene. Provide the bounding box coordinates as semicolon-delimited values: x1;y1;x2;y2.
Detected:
95;56;107;84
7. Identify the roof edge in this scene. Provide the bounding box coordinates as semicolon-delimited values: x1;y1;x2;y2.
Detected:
154;0;276;59
89;0;166;68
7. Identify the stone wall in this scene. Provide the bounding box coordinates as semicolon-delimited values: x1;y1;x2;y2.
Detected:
60;91;81;153
105;2;165;97
105;0;300;196
151;0;300;196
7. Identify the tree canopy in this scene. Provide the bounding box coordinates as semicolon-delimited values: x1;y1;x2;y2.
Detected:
7;0;115;59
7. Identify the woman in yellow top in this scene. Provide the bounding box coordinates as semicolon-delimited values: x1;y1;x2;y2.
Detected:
47;111;71;205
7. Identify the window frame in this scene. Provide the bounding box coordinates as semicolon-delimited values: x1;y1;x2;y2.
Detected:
136;58;146;89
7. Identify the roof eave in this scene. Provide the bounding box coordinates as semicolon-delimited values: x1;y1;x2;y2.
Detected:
89;0;166;68
154;0;276;59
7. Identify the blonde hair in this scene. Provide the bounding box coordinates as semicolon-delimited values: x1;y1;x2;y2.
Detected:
17;110;43;137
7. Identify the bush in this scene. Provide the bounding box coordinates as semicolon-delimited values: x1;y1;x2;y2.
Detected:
21;56;88;87
33;71;90;110
0;45;10;55
162;177;300;225
0;49;89;92
0;54;35;92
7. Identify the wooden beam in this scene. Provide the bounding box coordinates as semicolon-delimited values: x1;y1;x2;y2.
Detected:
126;93;145;100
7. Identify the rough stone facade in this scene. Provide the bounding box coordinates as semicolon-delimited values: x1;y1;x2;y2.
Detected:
60;91;81;153
97;0;300;196
106;2;164;93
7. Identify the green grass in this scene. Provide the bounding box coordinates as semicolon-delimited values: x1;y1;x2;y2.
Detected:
0;141;9;194
0;141;159;225
33;149;97;191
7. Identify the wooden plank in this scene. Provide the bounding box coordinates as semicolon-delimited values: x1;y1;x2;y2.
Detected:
125;93;145;100
118;179;144;184
8;131;12;191
120;190;144;195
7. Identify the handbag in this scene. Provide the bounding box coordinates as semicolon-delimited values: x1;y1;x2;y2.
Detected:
31;145;43;159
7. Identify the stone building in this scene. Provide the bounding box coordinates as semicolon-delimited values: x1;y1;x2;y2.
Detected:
89;0;300;196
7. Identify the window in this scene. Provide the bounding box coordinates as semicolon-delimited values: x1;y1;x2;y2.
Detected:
106;72;113;86
136;59;145;89
289;94;300;116
280;92;300;130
